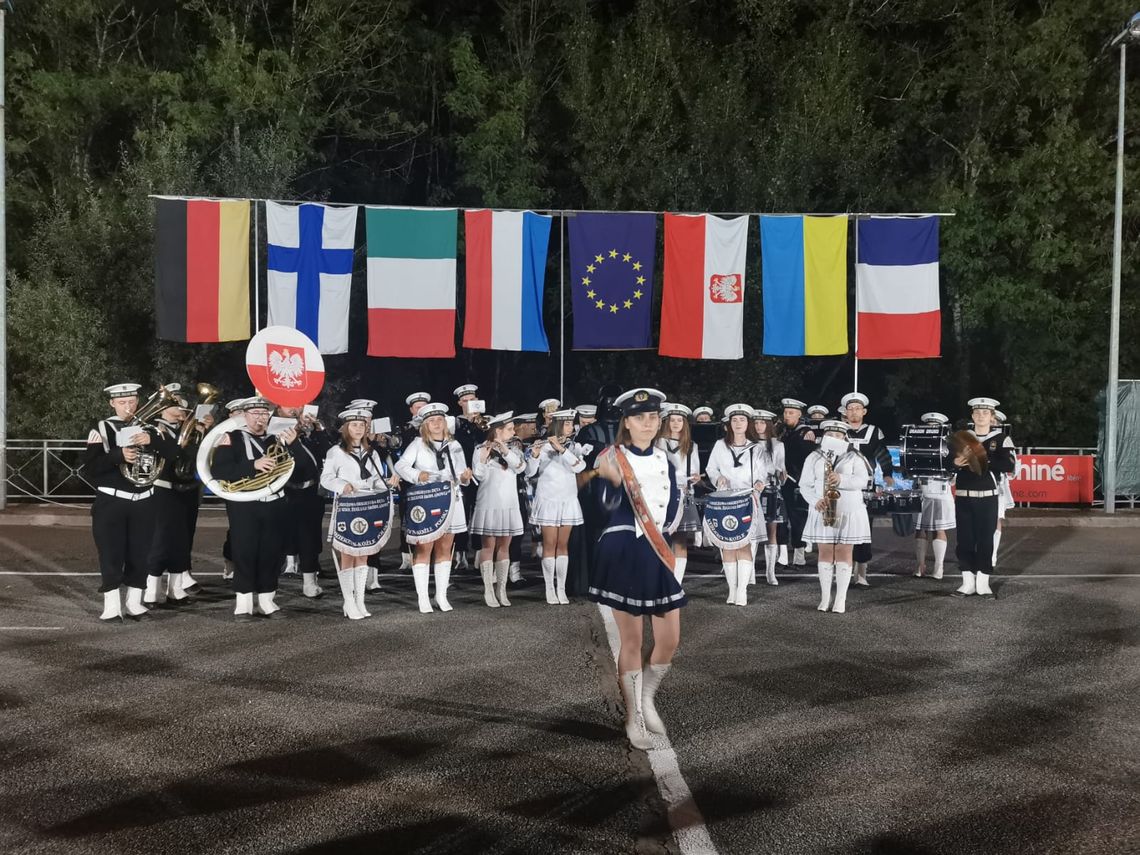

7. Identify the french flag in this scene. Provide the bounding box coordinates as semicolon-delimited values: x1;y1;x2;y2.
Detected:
856;216;941;359
462;210;553;352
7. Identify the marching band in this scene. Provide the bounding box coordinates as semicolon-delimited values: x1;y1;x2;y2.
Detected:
83;382;1018;628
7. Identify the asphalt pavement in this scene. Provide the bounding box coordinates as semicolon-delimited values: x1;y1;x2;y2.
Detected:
0;522;1137;855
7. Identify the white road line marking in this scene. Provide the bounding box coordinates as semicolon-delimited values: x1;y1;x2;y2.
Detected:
597;604;719;855
0;535;76;573
0;626;64;630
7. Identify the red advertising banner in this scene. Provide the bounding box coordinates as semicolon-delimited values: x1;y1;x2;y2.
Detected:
1008;454;1095;505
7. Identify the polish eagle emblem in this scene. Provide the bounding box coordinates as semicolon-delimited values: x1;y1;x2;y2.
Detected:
709;274;742;304
267;346;306;390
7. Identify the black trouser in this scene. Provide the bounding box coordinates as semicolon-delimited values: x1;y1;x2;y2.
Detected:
226;498;287;594
284;487;325;573
147;487;198;576
955;495;999;574
853;542;873;563
92;493;156;592
777;481;808;548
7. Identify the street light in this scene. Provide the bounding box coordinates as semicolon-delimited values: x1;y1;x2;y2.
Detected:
1105;13;1140;514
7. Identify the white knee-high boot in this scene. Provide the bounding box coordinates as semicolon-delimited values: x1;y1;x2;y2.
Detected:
542;557;557;604
673;556;687;585
412;563;433;613
619;671;652;750
494;559;511;606
339;570;365;619
555;555;570;604
734;560;752;606
480;561;499;608
641;663;671;735
723;561;738;604
956;570;976;596
817;562;834;612
832;562;852;613
914;538;929;576
764;545;778;585
354;566;371;617
508;560;522;582
932;540;947;579
434;561;453;612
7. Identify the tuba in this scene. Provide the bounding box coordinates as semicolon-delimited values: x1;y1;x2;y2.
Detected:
196;417;295;502
121;384;181;487
821;451;841;528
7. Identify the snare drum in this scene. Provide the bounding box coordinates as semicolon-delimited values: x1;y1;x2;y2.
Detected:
899;425;951;477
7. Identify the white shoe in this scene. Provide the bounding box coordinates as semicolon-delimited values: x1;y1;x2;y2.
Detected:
955;570;976;597
143;574;162;605
792;548;806;567
832;563;852;613
222;559;234;580
99;590;122;621
641;663;671;736
398;552;412;570
167;571;189;603
412;564;433;613
124;586;148;617
434;561;453;612
777;545;789;566
619;671;652;750
508;561;522;583
555;556;570;604
366;566;382;591
494;560;512;607
338;571;366;620
854;562;871;587
723;561;738;604
256;592;282;617
817;563;834;611
975;572;994;598
480;561;499;608
764;546;778;586
354;567;371;617
734;561;752;606
182;571;199;592
542;558;557;604
302;572;324;598
233;591;254;619
283;554;299;576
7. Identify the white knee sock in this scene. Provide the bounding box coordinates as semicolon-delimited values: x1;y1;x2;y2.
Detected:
764;545;778;585
915;537;928;566
817;562;834;611
555;555;570;604
542;557;557;604
932;540;947;578
673;556;687;585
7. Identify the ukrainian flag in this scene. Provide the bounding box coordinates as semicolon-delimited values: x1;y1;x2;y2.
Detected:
760;215;848;355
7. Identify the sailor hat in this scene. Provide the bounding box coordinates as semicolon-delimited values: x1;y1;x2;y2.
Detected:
549;408;577;421
224;398;248;412
994;410;1007;424
692;406;714;418
723;403;755;420
575;404;598;416
453;384;479;398
539;398;561;411
486;411;514;428
512;412;538;424
921;412;950;425
235;396;274;413
841;392;870;408
753;409;777;420
104;382;142;398
418;402;449;419
338;407;373;423
348;398;377;410
614;388;666;416
405;392;431;406
806;405;829;418
660;402;693;418
820;419;850;433
780;398;807;411
967;397;1000;411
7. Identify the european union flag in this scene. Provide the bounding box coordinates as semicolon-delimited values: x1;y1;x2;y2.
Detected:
568;212;656;349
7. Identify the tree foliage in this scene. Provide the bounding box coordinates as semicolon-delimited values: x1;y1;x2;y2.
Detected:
6;0;1137;443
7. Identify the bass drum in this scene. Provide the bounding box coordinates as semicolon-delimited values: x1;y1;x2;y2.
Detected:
899;425;951;478
196;416;294;503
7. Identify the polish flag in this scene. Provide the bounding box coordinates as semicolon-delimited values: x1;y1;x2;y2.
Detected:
462;210;553;352
856;217;941;359
659;214;749;360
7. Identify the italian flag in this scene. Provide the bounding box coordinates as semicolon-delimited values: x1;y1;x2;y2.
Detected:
659;213;749;360
366;207;458;357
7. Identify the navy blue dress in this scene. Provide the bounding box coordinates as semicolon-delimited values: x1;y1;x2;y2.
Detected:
586;444;688;616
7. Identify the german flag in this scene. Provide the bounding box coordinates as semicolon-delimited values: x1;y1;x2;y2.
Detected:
154;198;251;342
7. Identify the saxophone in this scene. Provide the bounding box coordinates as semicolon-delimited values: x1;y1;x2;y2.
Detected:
822;451;841;527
